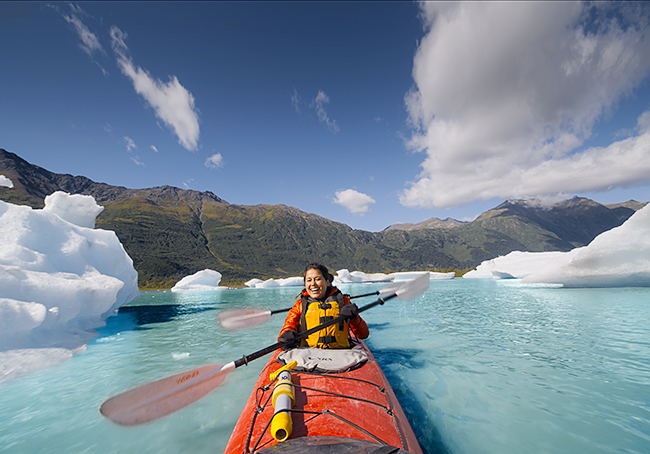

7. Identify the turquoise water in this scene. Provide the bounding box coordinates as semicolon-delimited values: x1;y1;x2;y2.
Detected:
1;280;649;453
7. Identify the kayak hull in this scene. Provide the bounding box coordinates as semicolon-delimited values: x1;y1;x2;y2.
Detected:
224;339;422;454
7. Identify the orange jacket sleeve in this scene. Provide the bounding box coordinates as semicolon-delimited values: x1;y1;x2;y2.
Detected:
342;296;369;339
278;298;303;340
349;311;369;339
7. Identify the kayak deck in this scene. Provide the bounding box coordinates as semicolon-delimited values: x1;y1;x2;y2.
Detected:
224;340;422;454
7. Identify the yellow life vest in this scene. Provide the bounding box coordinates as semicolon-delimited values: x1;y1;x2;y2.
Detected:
299;289;350;349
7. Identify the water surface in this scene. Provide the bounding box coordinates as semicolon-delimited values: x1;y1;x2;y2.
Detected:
1;280;649;453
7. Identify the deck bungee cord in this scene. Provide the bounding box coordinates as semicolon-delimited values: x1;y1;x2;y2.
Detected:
240;359;407;454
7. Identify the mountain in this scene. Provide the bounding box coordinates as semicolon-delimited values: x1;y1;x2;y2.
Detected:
1;148;646;287
383;217;466;231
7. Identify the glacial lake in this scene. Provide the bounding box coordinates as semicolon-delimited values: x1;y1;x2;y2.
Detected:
1;279;649;453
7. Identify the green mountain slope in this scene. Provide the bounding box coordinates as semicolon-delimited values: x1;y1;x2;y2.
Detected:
1;148;645;287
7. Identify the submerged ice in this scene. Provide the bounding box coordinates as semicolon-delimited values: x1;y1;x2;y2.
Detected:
0;192;139;382
465;204;650;287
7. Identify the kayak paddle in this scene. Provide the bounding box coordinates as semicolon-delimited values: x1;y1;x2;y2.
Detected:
218;282;414;330
100;274;429;426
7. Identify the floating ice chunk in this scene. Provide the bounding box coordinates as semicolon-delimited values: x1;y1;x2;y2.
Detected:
43;191;104;229
429;272;455;280
245;278;264;288
245;276;304;288
463;250;570;279
171;269;224;292
334;269;394;285
255;278;280;288
275;276;304;287
523;204;650;287
0;175;13;188
0;197;139;381
390;271;431;282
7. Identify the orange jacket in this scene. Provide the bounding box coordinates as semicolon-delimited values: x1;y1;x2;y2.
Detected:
278;287;369;342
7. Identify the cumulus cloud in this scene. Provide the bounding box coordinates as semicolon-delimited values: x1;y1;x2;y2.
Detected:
401;2;650;209
311;91;339;133
333;189;376;214
110;26;200;151
205;153;224;169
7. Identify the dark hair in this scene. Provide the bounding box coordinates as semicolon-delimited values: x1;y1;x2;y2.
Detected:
304;263;334;283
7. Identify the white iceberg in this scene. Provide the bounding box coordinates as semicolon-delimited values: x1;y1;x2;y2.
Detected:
334;269;394;285
463;250;570;279
245;276;304;288
390;271;432;282
43;191;104;229
0;175;13;188
523;204;650;287
0;194;139;382
464;204;650;288
171;269;225;292
245;278;264;288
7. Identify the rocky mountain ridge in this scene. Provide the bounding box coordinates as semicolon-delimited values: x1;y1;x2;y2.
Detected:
1;148;645;287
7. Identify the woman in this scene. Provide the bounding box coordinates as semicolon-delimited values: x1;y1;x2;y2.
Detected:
278;263;369;349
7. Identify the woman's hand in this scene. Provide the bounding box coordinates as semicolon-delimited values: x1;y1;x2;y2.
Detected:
278;329;299;349
340;303;359;321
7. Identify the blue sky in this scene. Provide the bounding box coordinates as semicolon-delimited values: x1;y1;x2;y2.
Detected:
2;2;650;232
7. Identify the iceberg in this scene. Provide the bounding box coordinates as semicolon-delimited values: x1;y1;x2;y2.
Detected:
0;175;13;188
0;193;139;382
334;269;395;284
465;204;650;288
523;204;650;287
245;277;304;289
463;250;571;279
171;269;226;292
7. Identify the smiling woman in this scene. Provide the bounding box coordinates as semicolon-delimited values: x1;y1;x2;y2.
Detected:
277;263;369;349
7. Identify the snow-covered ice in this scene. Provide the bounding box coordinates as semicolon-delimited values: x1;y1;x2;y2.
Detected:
0;175;13;188
463;251;570;279
243;269;454;289
465;204;650;287
0;193;139;382
171;269;226;292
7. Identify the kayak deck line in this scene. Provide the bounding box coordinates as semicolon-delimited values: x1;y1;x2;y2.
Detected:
244;366;402;453
224;339;422;454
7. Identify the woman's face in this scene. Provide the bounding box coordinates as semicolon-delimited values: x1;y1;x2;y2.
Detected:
305;269;330;300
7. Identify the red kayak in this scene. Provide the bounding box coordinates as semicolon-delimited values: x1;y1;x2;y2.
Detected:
223;337;423;454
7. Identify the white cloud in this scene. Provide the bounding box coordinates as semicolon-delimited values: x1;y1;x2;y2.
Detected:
401;2;650;209
110;26;200;151
130;155;145;167
54;4;108;75
182;178;195;189
291;87;301;114
205;153;224;169
150;145;159;153
311;90;339;133
124;136;137;152
333;189;376;214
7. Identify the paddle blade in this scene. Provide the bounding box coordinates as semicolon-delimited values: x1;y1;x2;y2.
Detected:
100;363;232;426
395;273;430;300
219;309;272;329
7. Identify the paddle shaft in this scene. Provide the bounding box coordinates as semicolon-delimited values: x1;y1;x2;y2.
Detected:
234;293;394;368
266;290;381;317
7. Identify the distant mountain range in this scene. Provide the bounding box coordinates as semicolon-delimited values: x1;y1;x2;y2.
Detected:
1;148;646;288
